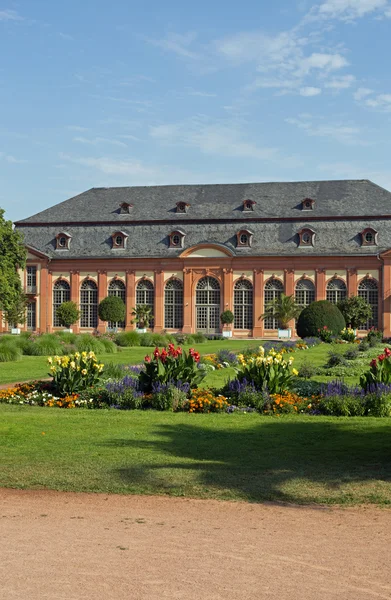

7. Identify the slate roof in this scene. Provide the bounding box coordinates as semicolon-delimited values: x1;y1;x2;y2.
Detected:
16;180;391;259
16;179;391;224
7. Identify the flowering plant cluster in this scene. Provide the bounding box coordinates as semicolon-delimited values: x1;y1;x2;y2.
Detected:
340;327;356;343
360;347;391;390
0;382;90;408
236;346;298;394
48;351;104;395
139;344;205;392
317;326;333;343
265;392;319;415
185;388;228;413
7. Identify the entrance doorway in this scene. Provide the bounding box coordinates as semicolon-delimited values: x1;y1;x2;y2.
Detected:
196;276;221;333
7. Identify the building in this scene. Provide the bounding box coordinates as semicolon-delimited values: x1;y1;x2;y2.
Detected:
7;179;391;337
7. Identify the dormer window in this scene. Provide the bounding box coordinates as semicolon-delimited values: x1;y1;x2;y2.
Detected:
119;202;133;214
111;231;128;249
243;199;256;212
302;198;315;211
236;229;253;248
169;230;185;248
298;228;315;247
56;232;71;250
361;228;378;246
176;202;190;214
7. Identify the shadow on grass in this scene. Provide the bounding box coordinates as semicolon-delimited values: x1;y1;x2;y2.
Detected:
104;418;391;504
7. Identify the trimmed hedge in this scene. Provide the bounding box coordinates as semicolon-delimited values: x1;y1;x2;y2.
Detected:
296;300;345;339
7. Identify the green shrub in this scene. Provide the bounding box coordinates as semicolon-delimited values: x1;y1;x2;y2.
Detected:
55;331;77;344
75;334;106;354
298;359;317;379
327;350;347;367
359;340;370;352
98;296;126;324
139;332;153;346
24;334;65;356
115;331;141;347
150;333;169;347
100;339;118;353
150;386;188;411
192;332;206;343
293;379;323;397
319;395;365;417
296;300;345;339
366;328;383;343
365;393;391;417
0;342;22;362
344;347;359;360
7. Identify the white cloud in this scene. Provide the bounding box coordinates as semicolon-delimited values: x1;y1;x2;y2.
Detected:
353;87;373;100
73;136;128;148
324;74;356;89
317;0;388;20
146;32;199;59
286;115;365;144
149;117;279;161
299;86;322;96
0;9;22;21
296;52;349;75
0;152;26;163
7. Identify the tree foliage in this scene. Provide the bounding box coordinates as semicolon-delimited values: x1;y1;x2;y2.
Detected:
296;300;345;339
98;296;126;323
337;295;373;329
220;310;234;325
55;301;81;328
0;209;27;314
4;293;28;327
261;293;302;329
132;305;153;328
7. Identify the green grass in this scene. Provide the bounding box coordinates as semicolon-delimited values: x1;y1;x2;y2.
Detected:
1;405;390;505
0;340;261;385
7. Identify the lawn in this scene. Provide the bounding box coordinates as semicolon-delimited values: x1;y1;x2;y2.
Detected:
1;405;390;505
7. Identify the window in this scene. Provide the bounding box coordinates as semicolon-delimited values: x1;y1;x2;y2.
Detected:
326;279;347;304
119;202;132;214
196;277;221;332
358;278;378;330
236;230;253;248
243;200;255;212
56;232;71;250
169;230;185;248
176;202;189;214
53;280;71;326
234;279;253;329
26;302;36;330
108;279;126;329
264;279;284;330
80;280;98;328
26;266;37;293
302;198;315;211
111;232;128;249
295;279;315;308
298;228;315;246
164;279;183;329
136;279;154;328
361;228;377;246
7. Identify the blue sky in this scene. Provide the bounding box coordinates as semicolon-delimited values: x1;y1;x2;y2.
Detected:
1;0;391;222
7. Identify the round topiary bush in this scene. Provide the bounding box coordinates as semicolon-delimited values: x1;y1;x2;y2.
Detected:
98;296;126;324
296;300;345;339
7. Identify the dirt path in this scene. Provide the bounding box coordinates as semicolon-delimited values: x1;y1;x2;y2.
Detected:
0;489;390;600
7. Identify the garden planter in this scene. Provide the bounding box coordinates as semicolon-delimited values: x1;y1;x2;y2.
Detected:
63;328;73;333
278;328;292;339
11;328;21;335
136;328;147;333
222;330;233;338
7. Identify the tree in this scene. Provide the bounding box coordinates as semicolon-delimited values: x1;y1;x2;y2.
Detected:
98;296;126;324
0;209;27;315
337;295;373;329
55;301;81;329
131;305;153;329
261;293;302;329
220;310;234;326
4;293;28;328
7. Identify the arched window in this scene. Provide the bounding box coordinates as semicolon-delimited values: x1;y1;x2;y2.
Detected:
108;279;126;329
136;279;154;328
196;276;221;332
295;279;315;308
164;279;183;329
234;279;253;329
326;279;347;304
358;278;378;330
53;280;71;327
264;279;284;330
80;280;98;328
